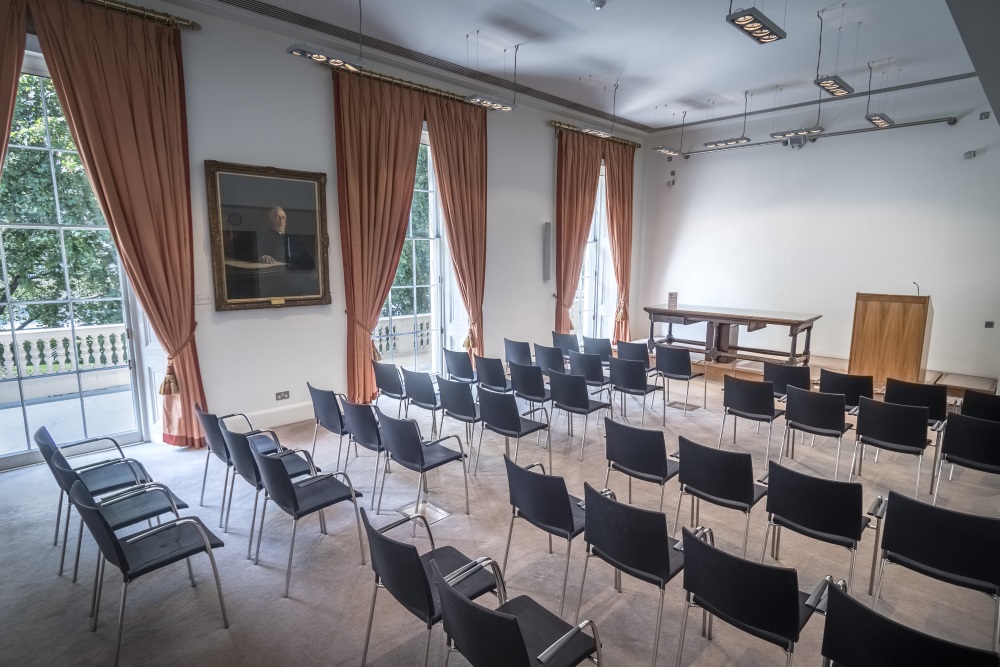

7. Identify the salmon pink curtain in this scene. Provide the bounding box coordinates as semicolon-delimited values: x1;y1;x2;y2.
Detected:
30;0;206;447
0;0;26;172
603;140;636;342
334;71;424;402
425;96;488;356
554;129;603;333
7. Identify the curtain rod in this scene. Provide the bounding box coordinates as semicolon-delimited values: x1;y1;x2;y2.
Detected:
549;121;641;148
332;66;470;104
81;0;201;30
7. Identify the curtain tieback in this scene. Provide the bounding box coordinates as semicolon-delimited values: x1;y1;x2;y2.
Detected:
346;310;381;361
615;300;629;322
553;294;573;310
159;323;197;396
462;327;474;349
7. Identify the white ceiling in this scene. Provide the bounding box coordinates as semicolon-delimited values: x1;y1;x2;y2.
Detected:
198;0;974;130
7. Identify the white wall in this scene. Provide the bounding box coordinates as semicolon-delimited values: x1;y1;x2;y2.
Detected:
638;78;1000;378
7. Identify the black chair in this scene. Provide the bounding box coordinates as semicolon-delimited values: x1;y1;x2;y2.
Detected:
760;461;869;592
372;361;406;418
195;403;248;525
762;362;812;400
780;386;853;479
548;370;610;461
553;331;581;359
675;527;825;667
608;356;662;428
582;336;613;366
615;339;654;376
70;481;227;667
436;375;482;461
576;483;683;667
654;345;706;420
509;361;552;411
475;354;512;393
963;389;1000;422
886;377;949;493
431;559;602;667
821;584;1000;667
375;409;470;515
568;350;612;405
604;418;678;512
360;508;499;666
443;348;476;384
849;396;929;497
873;491;1000;653
306;382;350;465
534;343;567;377
934;412;1000;505
675;436;767;556
504;337;533;369
502;455;584;616
341;400;388;510
718;375;784;459
478;388;551;473
250;437;365;598
818;368;873;411
400;368;443;438
219;426;312;558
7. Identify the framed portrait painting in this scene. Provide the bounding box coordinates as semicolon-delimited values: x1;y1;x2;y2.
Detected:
205;160;331;311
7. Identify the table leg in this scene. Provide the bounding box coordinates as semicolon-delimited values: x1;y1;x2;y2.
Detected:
716;323;738;363
803;326;813;365
787;326;799;365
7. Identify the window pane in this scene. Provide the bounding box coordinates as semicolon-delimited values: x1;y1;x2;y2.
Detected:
3;228;67;302
82;366;136;436
415;286;431;316
65;229;121;299
0;147;57;225
414;239;430;285
393;241;413;287
0;379;28;454
55;152;105;226
410;188;430;238
390;286;414;317
390;333;417;371
9;75;46;148
414;144;429;191
42;77;73;151
8;303;75;375
23;375;85;444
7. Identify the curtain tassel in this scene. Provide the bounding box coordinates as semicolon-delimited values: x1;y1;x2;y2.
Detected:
462;327;473;349
371;340;382;362
159;362;179;396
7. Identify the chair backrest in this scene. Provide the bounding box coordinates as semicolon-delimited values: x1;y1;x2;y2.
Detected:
306;383;347;435
443;348;475;382
479;388;523;435
437;375;477;420
885;377;948;423
785;385;846;433
219;422;261;489
962;389;1000;423
856;396;928;450
34;427;79;494
249;438;300;515
372;361;405;398
548;370;591;411
654;345;692;378
818;369;873;408
722;374;775;418
605;417;671;480
615;340;650;369
882;491;1000;590
195;402;231;464
762;362;811;396
361;508;435;623
582;336;613;363
942;412;1000;470
70;480;128;572
400;368;438;407
503;338;532;367
552;331;580;358
677;436;756;507
430;561;531;667
503;455;574;533
376;409;426;467
509;362;546;402
533;343;565;377
583;483;677;587
474;355;508;392
342;400;382;450
822;584;1000;667
608;356;648;392
681;527;802;644
766;461;864;541
568;350;605;385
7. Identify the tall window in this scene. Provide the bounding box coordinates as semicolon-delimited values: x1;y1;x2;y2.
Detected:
0;64;140;454
571;165;617;339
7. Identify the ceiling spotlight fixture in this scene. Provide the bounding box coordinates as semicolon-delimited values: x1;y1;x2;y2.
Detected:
726;4;786;44
287;43;361;71
865;112;894;128
815;74;853;97
591;0;607;9
580;126;614;139
465;94;514;111
769;125;824;139
653;110;686;156
704;91;752;149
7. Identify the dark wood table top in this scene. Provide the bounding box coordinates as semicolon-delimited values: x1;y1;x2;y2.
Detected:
644;304;822;327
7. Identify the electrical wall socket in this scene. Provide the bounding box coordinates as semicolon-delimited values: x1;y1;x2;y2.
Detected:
275;391;290;400
986;321;995;329
981;111;991;120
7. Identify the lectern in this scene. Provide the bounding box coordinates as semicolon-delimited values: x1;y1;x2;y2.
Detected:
848;293;932;386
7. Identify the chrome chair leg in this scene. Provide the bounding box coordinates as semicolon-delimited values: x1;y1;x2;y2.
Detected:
675;594;692;667
673;489;684;537
574;552;591;624
218;467;230;527
247;489;260;559
311;421;319;458
560;539;572;617
113;580;128;667
760;520;772;564
461;447;471;515
501;512;516;576
684;379;691;417
847;547;857;593
778;425;788;464
871;558;888;611
58;502;72;575
652;587;665;667
361;579;379;666
834;436;844;481
915;454;923;499
54;491;65;546
283;518;298;598
423;625;433;667
579;414;589;462
199;450;211;506
254;497;268;565
742;512;751;557
92;556;106;631
335;433;344;472
223;472;236;533
717;413;726;449
72;515;85;582
90;554;103;619
932;459;945;505
370;451;382;511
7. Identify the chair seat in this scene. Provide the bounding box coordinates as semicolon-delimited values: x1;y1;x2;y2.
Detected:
773;514;871;549
516;417;549;438
290;475;360;518
277;452;317;482
616;383;661;397
80;461;152;496
515;389;552;404
121;517;224;582
422;545;496;624
496;595;597;667
885;550;999;596
520;494;586;541
379;390;405;401
445;406;481;425
942;454;1000;476
558;399;611;416
692;589;812;650
658;371;704;382
410;397;442;411
482;380;513;393
728;407;785;423
859;435;927;456
592;537;683;589
788;421;853;438
688;483;768;513
101;489;189;531
393;442;464;473
610;458;679;485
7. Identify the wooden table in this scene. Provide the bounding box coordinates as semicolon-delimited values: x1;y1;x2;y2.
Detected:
644;304;822;365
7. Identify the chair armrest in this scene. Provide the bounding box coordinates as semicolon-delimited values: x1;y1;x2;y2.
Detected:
270;447;318;475
524;462;546;474
867;495;887;519
673;526;714;551
521;405;550;423
377;513;435;550
218;412;254;433
670;449;680;459
848;406;860;416
577;487;616;510
425;434;465;456
777;394;788;403
538;619;602;666
295;473;334;487
757;472;769;485
805;576;833;615
99;482;181;517
931;420;946;433
61;436;125;459
444;556;508;604
124;516;204;544
329;471;364;503
76;458;148;486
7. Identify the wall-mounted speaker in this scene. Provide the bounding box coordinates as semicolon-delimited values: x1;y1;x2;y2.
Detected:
542;221;552;282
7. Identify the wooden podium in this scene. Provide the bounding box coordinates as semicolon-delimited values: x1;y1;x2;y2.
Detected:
848;293;932;386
